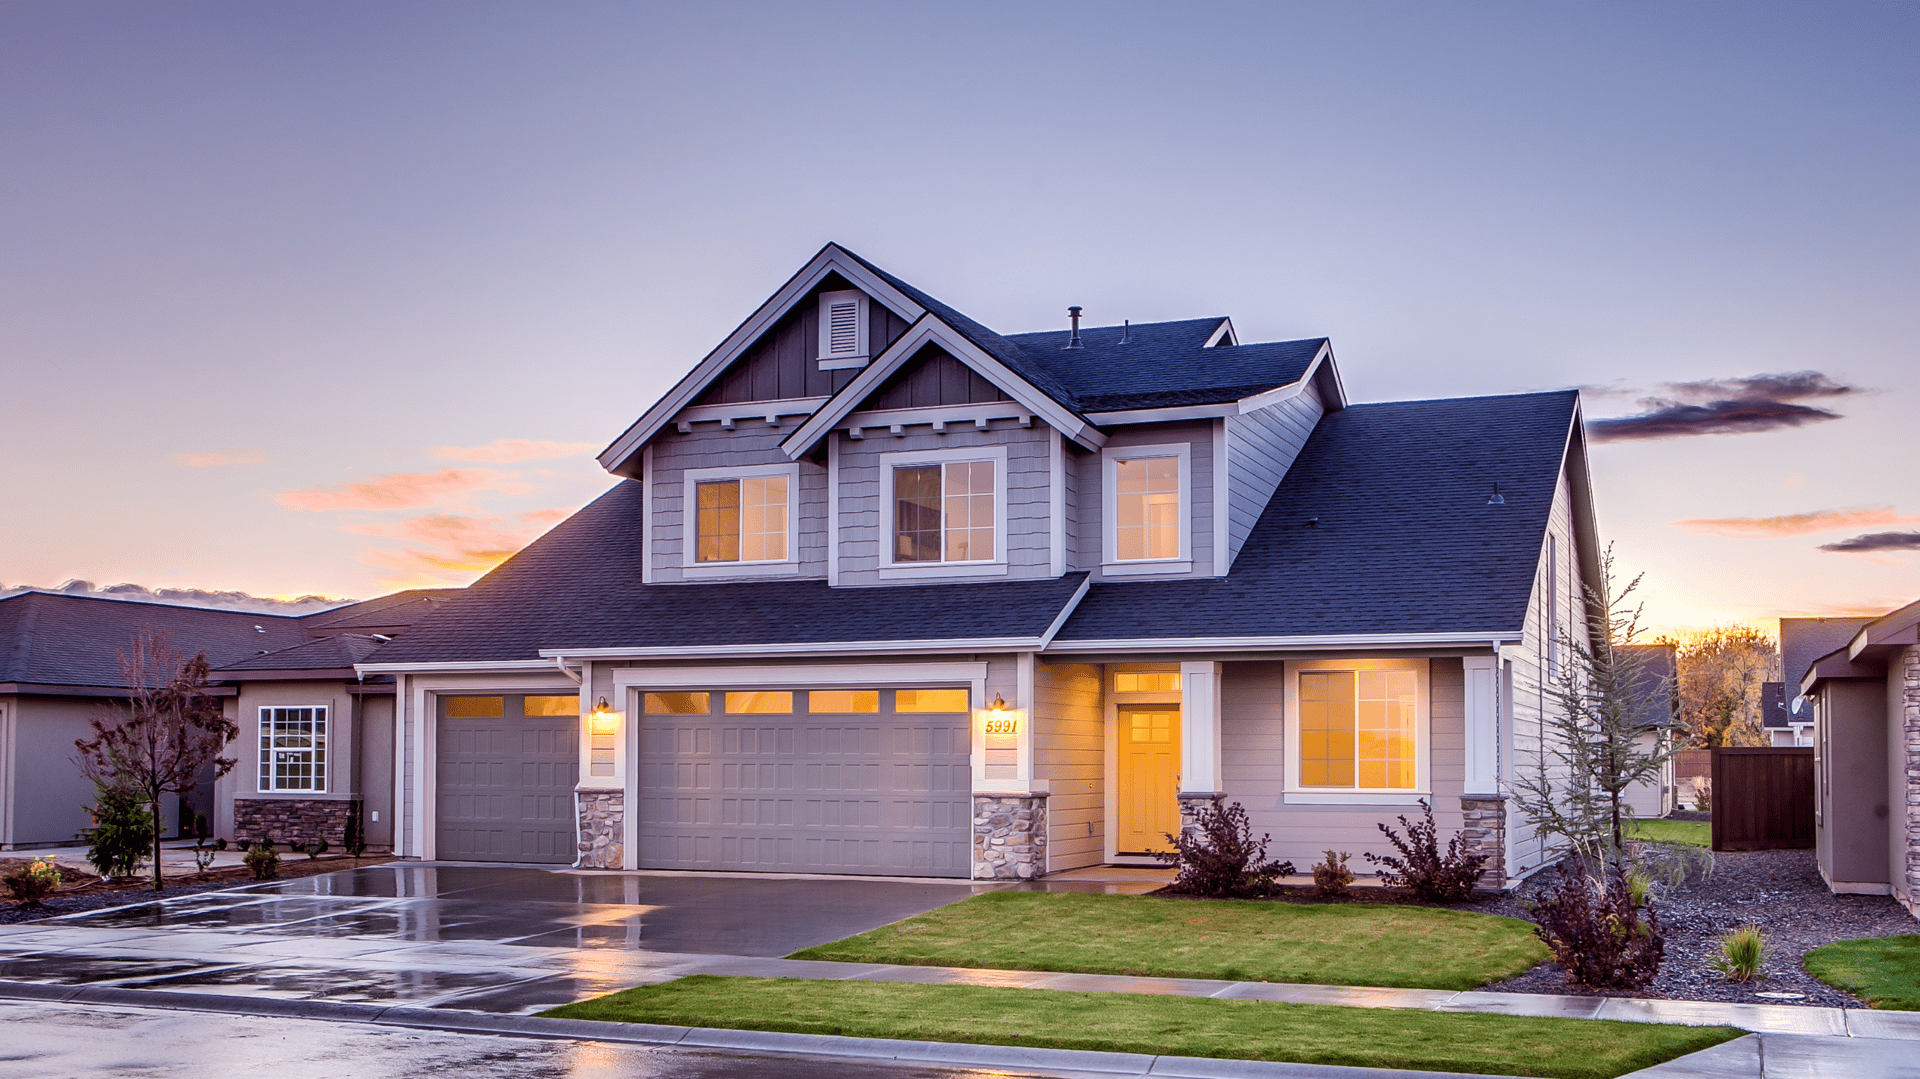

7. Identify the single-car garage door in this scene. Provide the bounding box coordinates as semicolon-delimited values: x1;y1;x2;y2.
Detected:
637;688;971;877
437;694;578;863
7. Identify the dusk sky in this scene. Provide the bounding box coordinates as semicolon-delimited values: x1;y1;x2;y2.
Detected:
3;2;1915;634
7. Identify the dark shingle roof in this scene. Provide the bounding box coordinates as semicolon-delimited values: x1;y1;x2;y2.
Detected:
1779;617;1872;694
369;482;1091;663
301;588;462;634
218;634;388;673
1618;643;1678;728
1761;681;1791;729
0;592;310;689
1054;391;1578;641
1005;323;1325;411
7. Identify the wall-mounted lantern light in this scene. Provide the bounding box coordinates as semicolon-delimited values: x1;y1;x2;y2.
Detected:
586;696;622;780
589;696;618;735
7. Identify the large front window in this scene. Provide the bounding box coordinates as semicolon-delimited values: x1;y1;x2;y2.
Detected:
1298;669;1417;790
894;460;995;563
259;706;327;793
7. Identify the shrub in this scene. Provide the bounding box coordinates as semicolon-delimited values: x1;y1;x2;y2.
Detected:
1712;924;1765;982
1364;799;1488;903
244;841;280;881
3;857;63;905
79;785;152;879
303;837;329;860
1529;860;1664;989
1312;851;1354;898
1693;780;1712;813
188;813;224;874
1154;796;1295;898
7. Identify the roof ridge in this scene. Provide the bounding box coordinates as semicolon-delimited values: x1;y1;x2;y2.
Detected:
1342;388;1580;410
0;589;315;619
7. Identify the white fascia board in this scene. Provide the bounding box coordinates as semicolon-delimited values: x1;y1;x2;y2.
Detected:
780;315;1103;460
1043;631;1521;654
1085;403;1238;424
354;659;562;675
1036;574;1093;649
610;661;988;686
598;245;926;476
543;636;1046;661
1203;318;1238;348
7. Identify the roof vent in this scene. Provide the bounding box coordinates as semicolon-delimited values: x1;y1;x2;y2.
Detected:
1118;319;1131;344
1063;306;1084;349
1487;484;1505;506
1304;517;1319;528
254;625;265;633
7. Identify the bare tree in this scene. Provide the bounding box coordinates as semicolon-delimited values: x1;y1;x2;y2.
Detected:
1669;626;1779;748
74;630;239;891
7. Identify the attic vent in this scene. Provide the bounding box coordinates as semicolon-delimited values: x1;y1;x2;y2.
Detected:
817;289;869;368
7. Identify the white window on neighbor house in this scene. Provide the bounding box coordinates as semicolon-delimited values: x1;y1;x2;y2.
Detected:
817;289;869;368
682;463;797;570
881;446;1007;570
1285;659;1429;799
259;706;327;793
1102;443;1191;572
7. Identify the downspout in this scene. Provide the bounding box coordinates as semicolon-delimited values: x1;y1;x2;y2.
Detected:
553;656;586;867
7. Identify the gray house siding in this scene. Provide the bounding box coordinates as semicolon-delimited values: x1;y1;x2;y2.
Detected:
697;291;911;405
865;349;1012;410
1224;384;1326;567
1506;463;1584;879
1075;420;1217;580
647;423;829;583
1034;660;1103;871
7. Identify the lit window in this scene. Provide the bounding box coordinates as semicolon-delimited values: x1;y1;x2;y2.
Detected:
1115;456;1180;560
725;691;794;714
894;460;995;563
523;695;579;716
1299;670;1417;790
644;692;710;715
896;688;969;713
1114;671;1180;693
259;706;327;793
808;690;879;713
444;696;502;718
696;475;788;563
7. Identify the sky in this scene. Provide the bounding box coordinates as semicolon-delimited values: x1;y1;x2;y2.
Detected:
2;1;1916;634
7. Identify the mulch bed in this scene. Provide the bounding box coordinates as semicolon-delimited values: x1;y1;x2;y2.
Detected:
0;854;393;925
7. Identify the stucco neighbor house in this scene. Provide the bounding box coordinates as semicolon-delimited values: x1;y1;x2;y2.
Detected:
359;243;1604;886
1797;600;1920;919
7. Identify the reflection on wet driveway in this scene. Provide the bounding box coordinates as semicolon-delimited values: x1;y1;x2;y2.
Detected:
0;864;982;1013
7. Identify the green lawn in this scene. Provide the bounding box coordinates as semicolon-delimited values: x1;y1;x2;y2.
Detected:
789;890;1549;991
543;976;1740;1079
1804;935;1920;1009
1625;818;1711;847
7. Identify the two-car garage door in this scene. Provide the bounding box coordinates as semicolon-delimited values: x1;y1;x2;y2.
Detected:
636;688;971;878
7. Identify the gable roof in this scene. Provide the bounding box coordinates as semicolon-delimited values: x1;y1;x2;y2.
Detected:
0;592;310;691
1003;321;1327;412
301;588;462;635
1051;390;1582;645
218;633;388;674
363;481;1093;664
1618;643;1678;728
1781;615;1875;696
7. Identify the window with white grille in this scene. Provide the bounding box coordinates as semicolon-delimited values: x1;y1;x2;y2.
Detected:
817;289;869;365
259;706;327;793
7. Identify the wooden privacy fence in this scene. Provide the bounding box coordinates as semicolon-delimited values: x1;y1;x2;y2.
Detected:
1710;747;1814;852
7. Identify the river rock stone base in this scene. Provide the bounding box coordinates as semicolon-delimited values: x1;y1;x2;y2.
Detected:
576;790;624;869
974;794;1046;880
1460;795;1508;892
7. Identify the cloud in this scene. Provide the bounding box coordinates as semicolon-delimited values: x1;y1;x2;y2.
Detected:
1674;507;1920;537
275;468;528;512
0;579;351;614
1587;370;1860;442
1818;531;1920;553
173;450;266;467
351;509;567;585
433;439;599;463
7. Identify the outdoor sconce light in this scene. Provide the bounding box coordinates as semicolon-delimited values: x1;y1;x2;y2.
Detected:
589;696;618;735
984;695;1015;736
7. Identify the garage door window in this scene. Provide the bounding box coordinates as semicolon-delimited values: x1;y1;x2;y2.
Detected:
808;690;879;713
259;706;327;793
726;691;793;714
896;688;969;712
645;692;710;714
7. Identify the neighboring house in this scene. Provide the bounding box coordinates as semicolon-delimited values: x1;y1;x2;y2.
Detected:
1779;616;1866;747
361;243;1603;887
0;588;456;851
1761;682;1813;747
1797;599;1920;918
1619;643;1679;820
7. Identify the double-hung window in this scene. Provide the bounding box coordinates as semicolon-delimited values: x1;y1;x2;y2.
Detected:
880;445;1006;571
259;706;327;793
682;463;797;572
1286;659;1428;800
1103;443;1190;571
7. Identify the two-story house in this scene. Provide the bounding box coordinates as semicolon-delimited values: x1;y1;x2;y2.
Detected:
362;244;1601;886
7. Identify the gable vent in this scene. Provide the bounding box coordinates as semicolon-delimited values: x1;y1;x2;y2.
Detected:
817;288;870;368
827;300;859;354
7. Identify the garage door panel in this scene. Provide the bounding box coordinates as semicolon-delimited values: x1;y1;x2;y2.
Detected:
437;697;577;864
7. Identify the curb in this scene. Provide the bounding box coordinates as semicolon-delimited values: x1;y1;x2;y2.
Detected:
0;980;1514;1079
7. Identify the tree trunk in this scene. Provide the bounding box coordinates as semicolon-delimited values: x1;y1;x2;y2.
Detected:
150;796;165;891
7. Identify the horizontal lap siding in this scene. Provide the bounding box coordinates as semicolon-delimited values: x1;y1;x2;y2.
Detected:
647;425;828;583
835;423;1054;585
1507;465;1582;879
1079;420;1218;579
1034;661;1103;870
1224;387;1324;567
1220;659;1469;872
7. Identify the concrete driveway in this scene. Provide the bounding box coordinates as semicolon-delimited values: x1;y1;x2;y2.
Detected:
0;864;985;1014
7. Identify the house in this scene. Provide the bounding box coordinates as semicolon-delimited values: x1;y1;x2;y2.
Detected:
1619;643;1680;820
1761;682;1812;747
0;588;455;851
1778;616;1867;749
358;244;1602;887
1796;600;1920;918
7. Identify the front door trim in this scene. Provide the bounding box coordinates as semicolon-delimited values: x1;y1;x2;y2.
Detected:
1103;664;1182;864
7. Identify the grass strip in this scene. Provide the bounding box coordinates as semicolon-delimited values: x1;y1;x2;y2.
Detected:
542;975;1740;1079
790;890;1549;991
1624;819;1711;847
1804;935;1920;1010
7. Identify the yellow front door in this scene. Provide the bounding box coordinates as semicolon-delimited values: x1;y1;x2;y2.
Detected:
1117;706;1181;854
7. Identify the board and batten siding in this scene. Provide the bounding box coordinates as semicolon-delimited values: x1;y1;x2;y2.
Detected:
1223;383;1326;568
1075;419;1218;580
646;423;829;583
833;422;1054;586
1219;658;1469;872
696;293;910;405
1033;660;1104;871
1505;461;1584;879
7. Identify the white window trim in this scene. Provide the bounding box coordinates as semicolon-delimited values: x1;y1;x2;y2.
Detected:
1102;441;1192;570
1282;657;1430;804
877;444;1009;578
817;289;870;369
258;704;329;794
680;462;801;573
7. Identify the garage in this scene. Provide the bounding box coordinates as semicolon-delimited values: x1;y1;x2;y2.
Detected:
436;694;579;863
636;687;971;877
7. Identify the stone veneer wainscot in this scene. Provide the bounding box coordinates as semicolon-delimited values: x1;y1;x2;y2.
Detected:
575;790;624;869
233;798;360;848
973;793;1046;879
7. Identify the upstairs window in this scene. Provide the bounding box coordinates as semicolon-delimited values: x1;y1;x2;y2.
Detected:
1102;443;1190;569
894;459;995;563
259;706;327;793
817;289;869;367
683;464;796;568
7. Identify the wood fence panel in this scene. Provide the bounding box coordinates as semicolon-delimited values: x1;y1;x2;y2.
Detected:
1710;747;1814;851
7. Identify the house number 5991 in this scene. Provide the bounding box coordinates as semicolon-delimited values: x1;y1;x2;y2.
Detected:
984;719;1017;735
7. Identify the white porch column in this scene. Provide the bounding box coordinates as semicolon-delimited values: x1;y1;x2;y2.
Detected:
1463;654;1499;797
1179;661;1224;795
